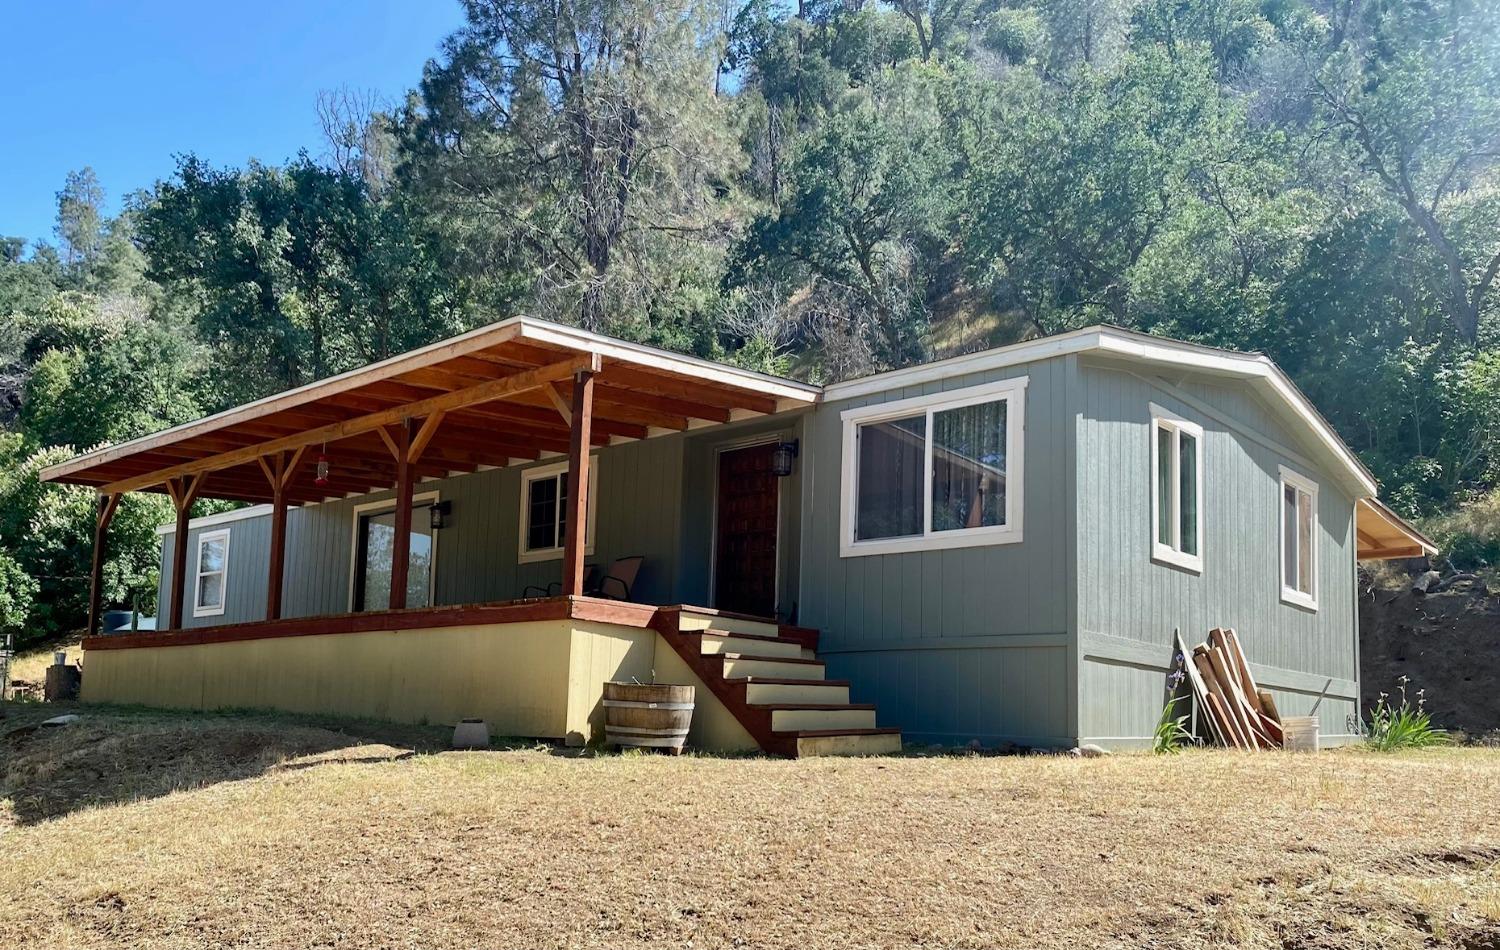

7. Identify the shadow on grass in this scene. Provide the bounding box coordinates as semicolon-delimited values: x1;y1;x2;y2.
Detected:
0;700;584;826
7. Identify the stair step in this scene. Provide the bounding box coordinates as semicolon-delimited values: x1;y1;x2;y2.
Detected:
677;610;780;638
720;653;824;681
791;728;904;758
694;632;806;659
765;704;878;732
743;678;851;705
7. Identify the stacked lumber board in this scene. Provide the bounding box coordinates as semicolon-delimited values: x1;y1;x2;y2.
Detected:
1179;628;1284;750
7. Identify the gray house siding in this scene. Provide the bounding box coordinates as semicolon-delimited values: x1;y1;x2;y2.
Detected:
151;344;1365;750
159;415;807;627
1073;361;1360;744
798;355;1079;747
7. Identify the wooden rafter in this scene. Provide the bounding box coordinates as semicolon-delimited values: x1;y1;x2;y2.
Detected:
99;355;598;496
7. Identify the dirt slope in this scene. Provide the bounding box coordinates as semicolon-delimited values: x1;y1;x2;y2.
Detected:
1361;576;1500;738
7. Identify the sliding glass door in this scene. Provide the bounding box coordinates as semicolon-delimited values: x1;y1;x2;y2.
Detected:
354;504;434;611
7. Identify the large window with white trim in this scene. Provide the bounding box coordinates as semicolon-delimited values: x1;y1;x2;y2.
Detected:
193;528;230;617
519;459;599;563
1279;466;1318;610
1150;407;1203;572
840;377;1025;557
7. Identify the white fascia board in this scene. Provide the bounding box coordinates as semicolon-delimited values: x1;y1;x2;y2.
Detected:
825;325;1377;500
823;328;1103;401
157;504;275;536
513;319;820;403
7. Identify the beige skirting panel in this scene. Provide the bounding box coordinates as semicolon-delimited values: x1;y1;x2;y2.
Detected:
83;620;756;751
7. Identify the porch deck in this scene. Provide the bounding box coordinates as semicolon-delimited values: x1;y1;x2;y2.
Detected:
80;598;900;757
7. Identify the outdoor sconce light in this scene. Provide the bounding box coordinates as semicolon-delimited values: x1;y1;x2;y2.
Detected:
771;439;799;477
430;500;452;530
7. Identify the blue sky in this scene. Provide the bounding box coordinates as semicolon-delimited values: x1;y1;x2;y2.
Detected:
0;0;467;249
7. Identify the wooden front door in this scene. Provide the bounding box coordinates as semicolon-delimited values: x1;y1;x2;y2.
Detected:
714;442;780;617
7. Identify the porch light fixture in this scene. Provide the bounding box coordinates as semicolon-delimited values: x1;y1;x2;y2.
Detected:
771;439;799;477
430;500;451;530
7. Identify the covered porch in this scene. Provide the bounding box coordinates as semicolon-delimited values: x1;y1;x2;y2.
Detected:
41;319;902;755
42;317;819;635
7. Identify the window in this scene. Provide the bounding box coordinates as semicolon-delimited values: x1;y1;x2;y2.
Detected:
840;377;1026;557
1279;466;1318;610
518;459;598;563
353;500;436;611
1150;407;1204;572
193;528;230;617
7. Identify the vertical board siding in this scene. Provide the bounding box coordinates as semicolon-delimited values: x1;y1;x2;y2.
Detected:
800;357;1076;746
1074;362;1359;742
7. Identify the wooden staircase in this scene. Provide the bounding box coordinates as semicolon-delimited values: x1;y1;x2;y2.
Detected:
651;607;902;757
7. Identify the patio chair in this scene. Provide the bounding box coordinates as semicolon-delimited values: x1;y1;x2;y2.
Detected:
522;563;599;600
586;555;644;601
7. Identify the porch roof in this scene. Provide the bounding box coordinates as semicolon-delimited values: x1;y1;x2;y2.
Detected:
1355;497;1439;561
39;317;819;505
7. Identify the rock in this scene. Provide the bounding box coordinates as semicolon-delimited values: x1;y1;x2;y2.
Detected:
1070;743;1111;758
41;714;81;727
1412;570;1442;595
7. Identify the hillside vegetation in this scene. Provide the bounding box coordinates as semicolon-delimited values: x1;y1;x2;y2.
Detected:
4;0;1500;648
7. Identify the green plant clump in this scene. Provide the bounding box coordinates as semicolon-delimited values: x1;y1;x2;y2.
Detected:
1365;677;1451;751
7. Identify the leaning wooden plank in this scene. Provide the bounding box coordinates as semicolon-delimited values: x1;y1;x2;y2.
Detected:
1194;650;1250;749
1220;628;1267;717
1206;644;1274;749
1218;629;1284;745
1206;692;1244;753
1256;692;1285;746
1258;689;1282;725
1175;630;1226;747
1201;644;1255;744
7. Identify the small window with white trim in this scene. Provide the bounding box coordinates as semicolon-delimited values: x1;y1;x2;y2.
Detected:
839;377;1025;557
1279;466;1318;610
1150;407;1203;572
193;528;230;617
519;459;599;563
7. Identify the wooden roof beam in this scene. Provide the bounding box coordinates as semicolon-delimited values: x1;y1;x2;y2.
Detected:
98;355;598;496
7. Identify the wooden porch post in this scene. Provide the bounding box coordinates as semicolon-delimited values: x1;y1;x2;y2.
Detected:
86;493;122;637
561;368;596;597
388;420;415;610
259;448;305;620
165;474;205;630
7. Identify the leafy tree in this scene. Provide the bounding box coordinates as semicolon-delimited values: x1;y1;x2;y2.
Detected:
0;550;36;645
1312;0;1500;344
731;64;957;373
55;167;106;276
17;293;204;450
961;46;1231;333
403;0;738;332
0;439;172;645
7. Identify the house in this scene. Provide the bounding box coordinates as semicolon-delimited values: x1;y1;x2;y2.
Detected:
42;319;1435;754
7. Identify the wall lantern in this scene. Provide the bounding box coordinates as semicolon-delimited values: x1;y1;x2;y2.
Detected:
430;500;452;530
771;439;800;477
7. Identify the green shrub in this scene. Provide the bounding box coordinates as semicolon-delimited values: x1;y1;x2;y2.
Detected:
1424;488;1500;577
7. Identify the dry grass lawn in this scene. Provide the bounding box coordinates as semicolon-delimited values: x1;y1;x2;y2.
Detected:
3;702;1499;950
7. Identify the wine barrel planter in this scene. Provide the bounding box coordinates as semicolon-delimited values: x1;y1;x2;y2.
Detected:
603;682;695;754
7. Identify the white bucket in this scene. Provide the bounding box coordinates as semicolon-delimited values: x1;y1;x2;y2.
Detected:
1282;716;1320;752
52;651;67;667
